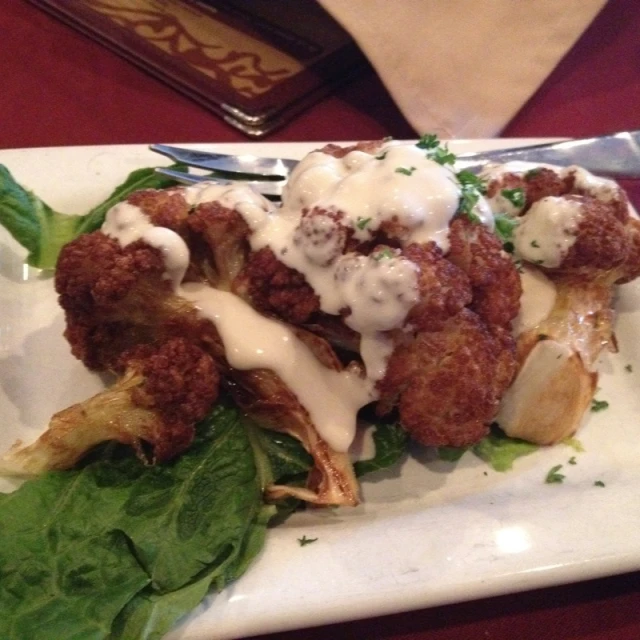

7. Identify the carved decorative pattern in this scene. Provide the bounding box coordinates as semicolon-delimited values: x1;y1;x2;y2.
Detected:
84;0;301;98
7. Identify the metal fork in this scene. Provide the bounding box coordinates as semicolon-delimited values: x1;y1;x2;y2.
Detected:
150;131;640;199
150;143;297;199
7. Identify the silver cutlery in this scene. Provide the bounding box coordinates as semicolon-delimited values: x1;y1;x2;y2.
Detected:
150;130;640;199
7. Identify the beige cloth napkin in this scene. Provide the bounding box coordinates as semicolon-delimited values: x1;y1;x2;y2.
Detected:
318;0;607;138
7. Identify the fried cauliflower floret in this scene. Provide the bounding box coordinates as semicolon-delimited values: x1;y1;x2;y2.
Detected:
558;196;632;272
55;230;210;370
447;216;522;328
485;167;569;212
0;338;219;475
233;246;320;324
371;217;520;446
401;242;472;332
487;163;640;445
378;310;517;447
127;188;191;233
513;194;640;283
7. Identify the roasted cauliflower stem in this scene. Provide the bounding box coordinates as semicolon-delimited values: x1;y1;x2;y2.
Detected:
0;338;219;475
485;163;640;443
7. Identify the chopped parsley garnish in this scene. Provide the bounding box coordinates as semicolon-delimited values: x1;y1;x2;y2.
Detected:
501;187;526;209
297;535;318;546
376;151;388;160
431;146;456;166
416;133;456;165
594;480;606;488
416;133;440;150
525;168;542;179
537;333;549;341
494;213;519;249
456;170;487;223
568;456;577;465
530;239;540;248
395;166;417;176
356;216;372;230
625;364;633;372
590;398;609;412
545;464;565;484
457;170;487;193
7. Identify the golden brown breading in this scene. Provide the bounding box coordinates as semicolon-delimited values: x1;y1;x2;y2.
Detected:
122;337;220;461
55;230;212;371
401;242;472;332
486;167;569;209
559;195;631;273
233;246;320;324
127;188;191;232
56;232;169;309
447;217;522;328
378;309;517;447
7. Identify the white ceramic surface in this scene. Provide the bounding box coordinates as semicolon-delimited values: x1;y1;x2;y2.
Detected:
0;142;639;640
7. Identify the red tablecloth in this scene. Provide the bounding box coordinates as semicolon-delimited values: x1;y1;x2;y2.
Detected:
2;1;640;639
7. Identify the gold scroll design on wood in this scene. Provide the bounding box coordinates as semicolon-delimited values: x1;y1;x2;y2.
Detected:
84;0;302;98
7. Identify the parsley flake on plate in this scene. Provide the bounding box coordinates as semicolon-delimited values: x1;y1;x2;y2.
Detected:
590;398;609;412
545;464;565;484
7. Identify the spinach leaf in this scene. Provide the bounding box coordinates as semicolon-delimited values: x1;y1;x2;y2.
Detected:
0;402;264;640
354;419;409;477
436;446;468;463
0;163;185;270
248;426;313;488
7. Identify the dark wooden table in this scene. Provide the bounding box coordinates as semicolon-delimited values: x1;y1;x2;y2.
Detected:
3;1;640;638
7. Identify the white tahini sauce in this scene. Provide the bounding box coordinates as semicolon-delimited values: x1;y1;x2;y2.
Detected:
513;196;583;268
102;202;189;288
283;142;494;251
179;283;375;452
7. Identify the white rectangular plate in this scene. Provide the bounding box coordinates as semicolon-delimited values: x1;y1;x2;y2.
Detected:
1;141;639;640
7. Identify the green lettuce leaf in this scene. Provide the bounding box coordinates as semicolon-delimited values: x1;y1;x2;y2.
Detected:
0;402;264;640
437;424;539;472
0;163;185;270
472;424;539;471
